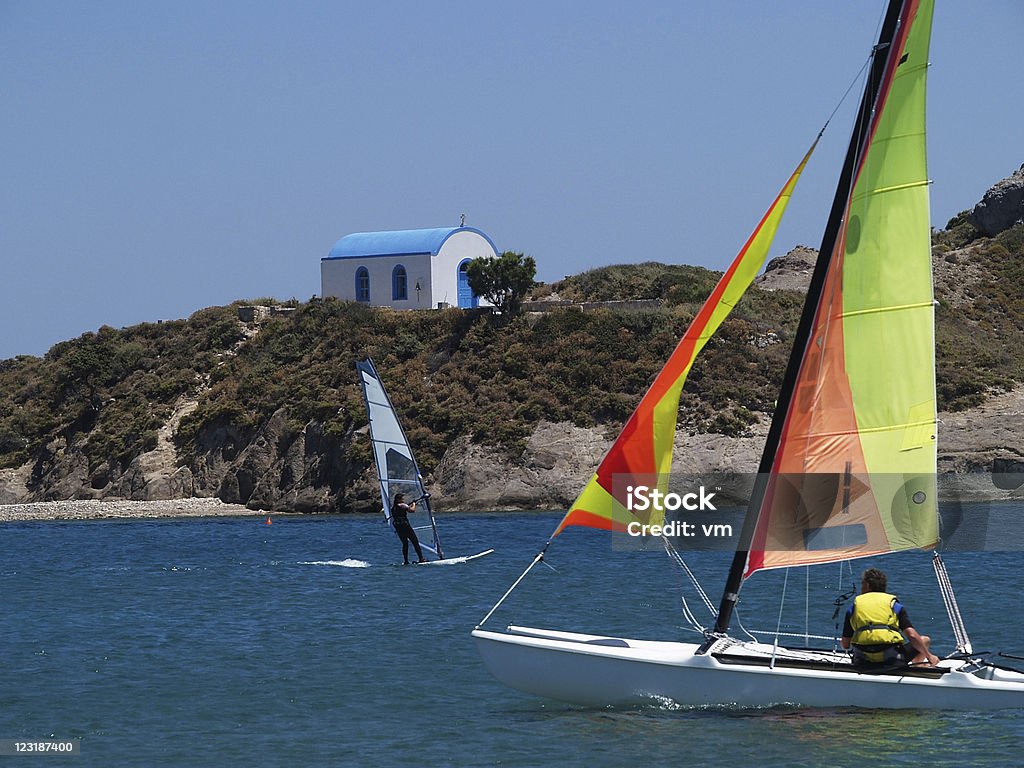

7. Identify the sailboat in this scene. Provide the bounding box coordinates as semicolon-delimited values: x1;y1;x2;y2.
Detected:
356;358;494;566
472;0;1024;708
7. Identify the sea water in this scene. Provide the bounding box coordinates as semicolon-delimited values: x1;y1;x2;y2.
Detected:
1;510;1022;767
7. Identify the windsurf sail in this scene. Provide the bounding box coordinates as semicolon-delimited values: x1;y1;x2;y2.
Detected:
715;0;936;633
356;358;444;558
550;138;819;538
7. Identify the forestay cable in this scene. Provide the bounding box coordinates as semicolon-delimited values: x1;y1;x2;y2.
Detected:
476;550;546;628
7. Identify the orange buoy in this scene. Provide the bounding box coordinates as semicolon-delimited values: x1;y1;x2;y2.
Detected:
265;517;273;525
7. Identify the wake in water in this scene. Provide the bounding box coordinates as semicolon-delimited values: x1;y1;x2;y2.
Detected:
300;559;371;568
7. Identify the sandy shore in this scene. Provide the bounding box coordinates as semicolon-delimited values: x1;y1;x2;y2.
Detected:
0;498;270;522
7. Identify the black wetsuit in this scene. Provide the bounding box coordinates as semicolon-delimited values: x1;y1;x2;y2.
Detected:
391;501;425;564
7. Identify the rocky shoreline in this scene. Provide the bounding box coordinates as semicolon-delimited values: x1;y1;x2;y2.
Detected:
0;497;263;523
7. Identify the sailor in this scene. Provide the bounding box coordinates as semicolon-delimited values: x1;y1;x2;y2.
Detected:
391;493;428;565
840;567;940;668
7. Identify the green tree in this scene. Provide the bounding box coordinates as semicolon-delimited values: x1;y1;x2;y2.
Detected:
466;251;537;316
56;334;113;409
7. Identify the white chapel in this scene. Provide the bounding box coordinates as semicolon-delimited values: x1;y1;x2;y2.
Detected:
320;226;498;309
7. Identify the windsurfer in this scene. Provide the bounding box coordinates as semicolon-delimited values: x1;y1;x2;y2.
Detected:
841;568;940;668
391;493;428;565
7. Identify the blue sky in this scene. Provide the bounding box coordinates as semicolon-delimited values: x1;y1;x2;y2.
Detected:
2;1;1020;360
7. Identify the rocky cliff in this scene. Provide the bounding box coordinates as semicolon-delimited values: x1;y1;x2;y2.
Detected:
970;164;1024;237
753;245;817;292
4;387;1023;512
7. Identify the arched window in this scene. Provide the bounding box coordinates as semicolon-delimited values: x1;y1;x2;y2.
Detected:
392;265;408;301
457;259;478;308
355;267;370;302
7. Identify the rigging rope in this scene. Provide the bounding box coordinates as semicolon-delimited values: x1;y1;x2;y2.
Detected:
932;551;973;655
662;537;716;614
476;549;546;628
808;49;874;149
830;560;857;652
661;536;714;632
739;566;848;646
734;607;760;644
773;568;791;654
745;628;838;642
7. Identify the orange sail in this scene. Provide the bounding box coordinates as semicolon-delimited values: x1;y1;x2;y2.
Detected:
552;140;817;537
743;0;936;577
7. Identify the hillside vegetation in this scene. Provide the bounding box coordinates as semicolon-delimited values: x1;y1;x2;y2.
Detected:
0;219;1021;509
933;216;1024;409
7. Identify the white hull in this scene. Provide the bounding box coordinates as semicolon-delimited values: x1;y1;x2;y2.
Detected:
473;626;1024;710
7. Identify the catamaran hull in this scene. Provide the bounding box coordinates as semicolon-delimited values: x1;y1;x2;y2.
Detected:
473;626;1024;710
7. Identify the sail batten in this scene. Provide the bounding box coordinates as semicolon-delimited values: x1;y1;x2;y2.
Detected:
856;179;930;197
783;418;936;440
839;300;934;320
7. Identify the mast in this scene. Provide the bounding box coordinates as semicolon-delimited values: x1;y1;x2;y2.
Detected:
419;485;444;559
711;0;909;637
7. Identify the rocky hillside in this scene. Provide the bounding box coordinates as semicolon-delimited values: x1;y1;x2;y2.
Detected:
1;167;1023;513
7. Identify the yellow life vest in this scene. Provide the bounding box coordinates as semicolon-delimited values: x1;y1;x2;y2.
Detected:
850;592;905;648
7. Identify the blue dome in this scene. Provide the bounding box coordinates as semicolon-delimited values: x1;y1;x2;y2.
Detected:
324;226;496;260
